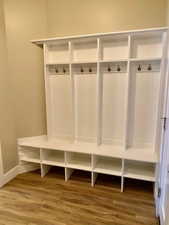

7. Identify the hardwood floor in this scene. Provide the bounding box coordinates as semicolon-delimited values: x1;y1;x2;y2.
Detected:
0;167;159;225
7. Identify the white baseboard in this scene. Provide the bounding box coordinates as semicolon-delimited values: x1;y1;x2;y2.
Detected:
0;165;19;188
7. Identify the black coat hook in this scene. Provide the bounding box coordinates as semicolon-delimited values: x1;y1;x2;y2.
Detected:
89;68;92;73
148;64;152;71
80;67;84;73
63;68;66;73
107;65;111;72
117;65;121;72
138;64;142;71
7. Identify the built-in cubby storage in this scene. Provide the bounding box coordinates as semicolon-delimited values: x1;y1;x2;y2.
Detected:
41;149;65;166
66;152;91;171
18;27;167;192
124;160;155;181
93;155;122;176
100;35;129;61
46;41;69;64
73;63;97;142
101;61;127;146
19;146;40;163
131;33;163;59
71;38;97;62
126;60;161;150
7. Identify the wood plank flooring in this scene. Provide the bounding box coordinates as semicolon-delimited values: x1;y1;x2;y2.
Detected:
0;167;159;225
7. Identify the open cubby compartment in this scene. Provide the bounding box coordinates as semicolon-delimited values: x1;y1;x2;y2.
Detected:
131;32;163;59
71;38;97;62
48;72;74;140
124;160;156;181
74;65;97;142
93;155;122;176
41;149;65;166
126;60;161;150
47;64;70;76
100;35;129;61
41;164;66;179
72;62;97;75
101;61;127;146
19;146;40;163
66;152;92;171
46;41;69;64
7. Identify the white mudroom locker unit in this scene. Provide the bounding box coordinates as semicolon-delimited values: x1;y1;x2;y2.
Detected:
18;27;168;194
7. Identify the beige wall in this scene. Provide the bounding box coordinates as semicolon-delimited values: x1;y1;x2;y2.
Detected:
167;0;169;25
0;0;17;172
0;0;167;172
47;0;166;37
4;0;47;139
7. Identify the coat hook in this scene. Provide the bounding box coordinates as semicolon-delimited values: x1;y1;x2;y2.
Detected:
148;64;152;71
80;67;84;73
138;64;142;71
117;65;121;72
63;68;66;73
107;65;111;72
89;68;92;73
55;67;58;73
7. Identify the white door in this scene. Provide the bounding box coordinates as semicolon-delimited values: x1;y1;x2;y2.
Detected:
158;63;169;225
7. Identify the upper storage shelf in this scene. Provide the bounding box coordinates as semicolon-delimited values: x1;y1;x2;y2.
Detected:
100;35;129;61
46;41;69;64
131;32;163;59
71;38;97;63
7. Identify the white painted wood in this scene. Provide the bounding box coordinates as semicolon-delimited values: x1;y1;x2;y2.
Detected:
91;172;98;187
41;149;65;167
124;160;155;181
18;135;158;162
131;33;163;59
74;65;97;142
93;156;122;176
46;42;69;64
41;164;51;178
101;62;127;145
72;39;97;62
16;27;168;189
44;44;53;138
100;35;129;61
65;168;74;181
66;152;91;171
31;27;168;45
19;146;40;163
96;38;102;145
121;159;125;192
48;75;73;140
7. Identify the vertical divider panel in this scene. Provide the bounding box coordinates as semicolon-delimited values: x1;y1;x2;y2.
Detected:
65;152;74;181
124;35;137;149
41;164;51;178
124;35;132;149
96;38;103;145
69;41;75;141
44;43;52;139
121;159;125;192
65;168;74;182
91;155;98;186
154;32;168;153
92;172;98;187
